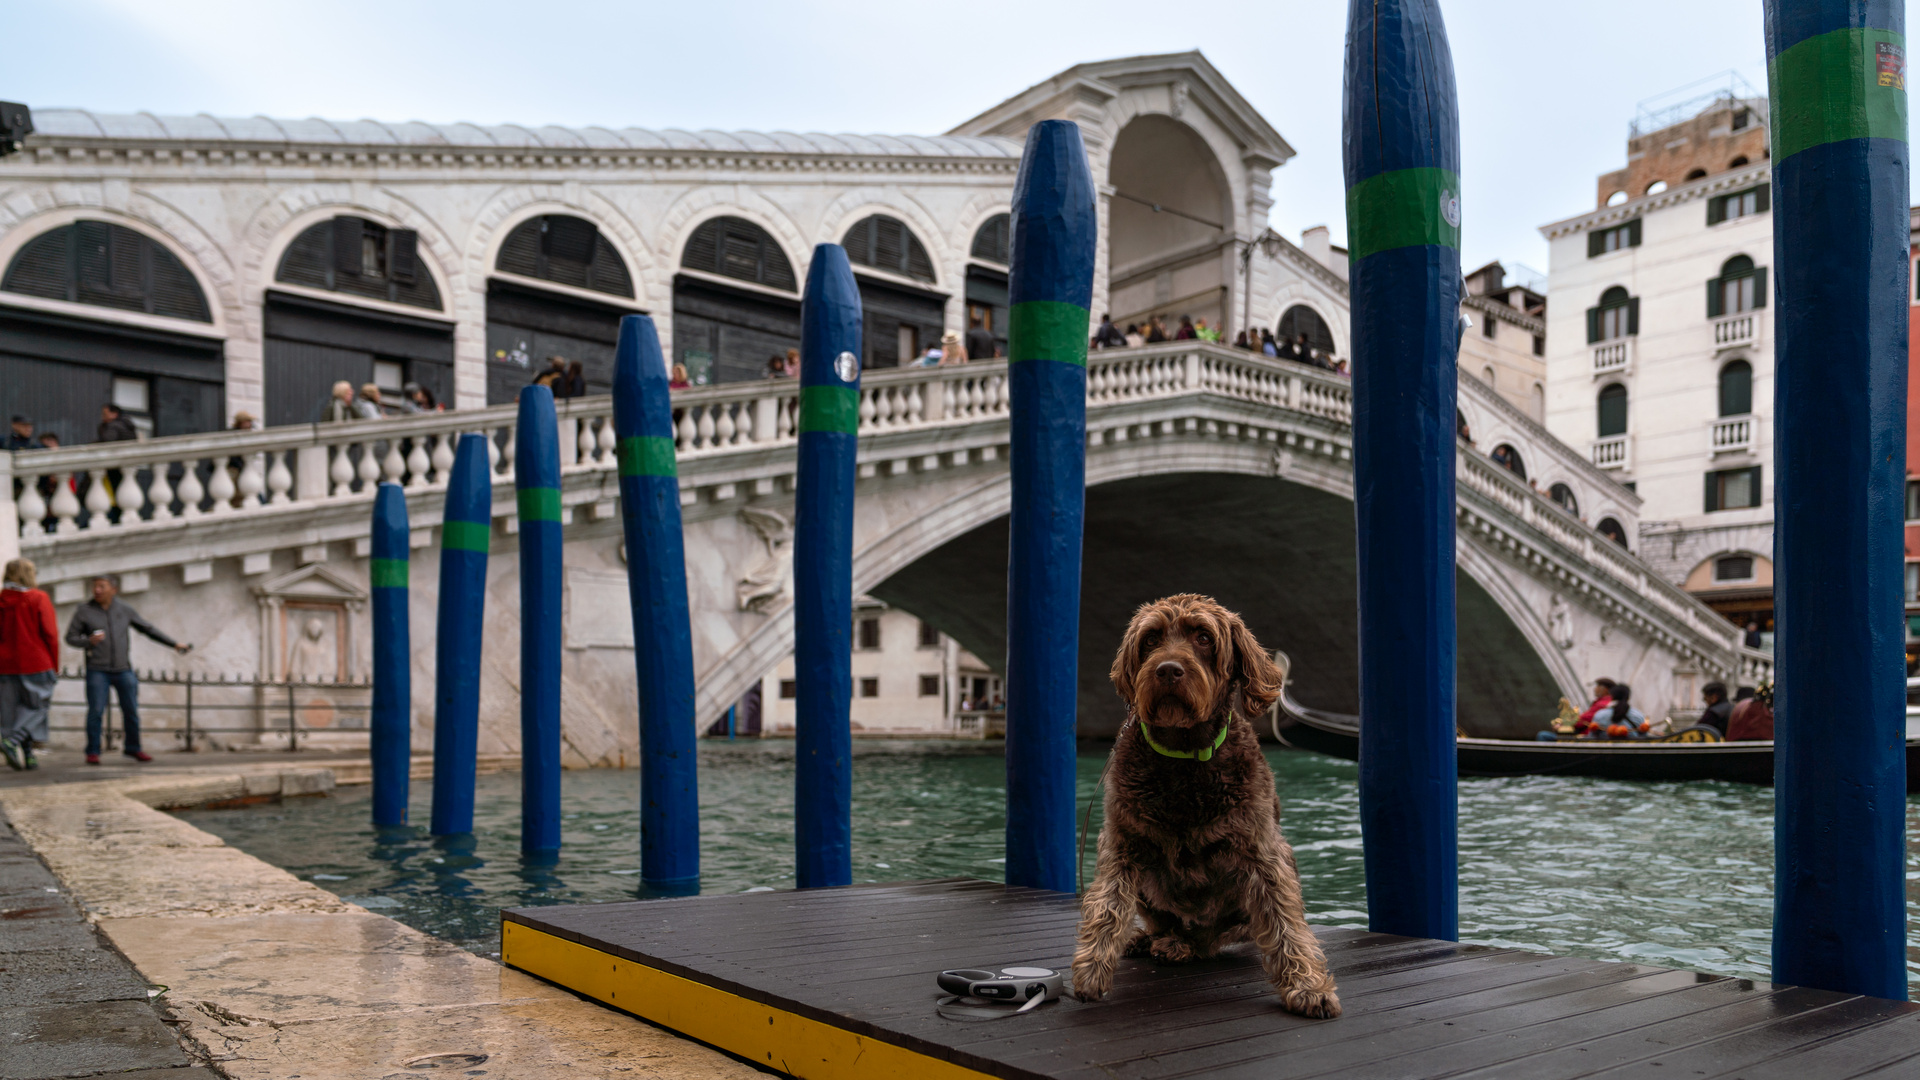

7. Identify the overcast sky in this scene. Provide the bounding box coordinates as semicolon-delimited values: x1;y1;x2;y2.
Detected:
14;0;1914;276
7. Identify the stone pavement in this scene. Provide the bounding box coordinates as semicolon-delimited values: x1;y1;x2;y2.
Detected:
0;757;764;1080
0;804;215;1080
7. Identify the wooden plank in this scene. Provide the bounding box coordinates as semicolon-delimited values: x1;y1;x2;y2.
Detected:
501;879;1918;1080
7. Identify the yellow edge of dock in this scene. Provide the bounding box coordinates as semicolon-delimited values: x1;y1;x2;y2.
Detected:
502;921;994;1080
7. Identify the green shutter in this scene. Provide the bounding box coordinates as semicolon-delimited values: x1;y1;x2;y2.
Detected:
1626;219;1643;247
1588;230;1604;258
1754;185;1770;213
1626;296;1640;335
1751;267;1768;308
1707;196;1727;226
1707;279;1724;318
1746;466;1764;509
1705;471;1720;513
1586;307;1601;344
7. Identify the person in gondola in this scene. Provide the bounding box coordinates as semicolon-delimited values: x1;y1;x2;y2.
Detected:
1593;683;1648;738
1697;681;1733;737
1727;680;1774;741
1575;678;1617;733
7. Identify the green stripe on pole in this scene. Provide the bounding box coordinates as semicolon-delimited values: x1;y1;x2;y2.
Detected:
370;557;408;588
1345;167;1463;261
1770;28;1909;162
517;487;562;523
1008;300;1090;366
617;435;678;478
441;519;490;553
798;385;860;435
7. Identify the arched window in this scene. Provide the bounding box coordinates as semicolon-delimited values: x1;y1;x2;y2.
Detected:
1482;365;1496;386
1490;443;1526;480
1530;382;1545;422
496;215;633;298
1597;382;1628;437
4;220;211;322
1646;180;1668;195
1549;483;1579;514
1597;517;1630;550
970;214;1009;265
1708;255;1765;317
1718;360;1752;416
277;216;442;310
680;216;796;291
1685;168;1708;181
1586;285;1636;342
841;215;935;282
1729;156;1750;168
1277;305;1335;356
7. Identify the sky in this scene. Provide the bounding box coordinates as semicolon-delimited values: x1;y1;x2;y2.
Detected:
11;0;1914;276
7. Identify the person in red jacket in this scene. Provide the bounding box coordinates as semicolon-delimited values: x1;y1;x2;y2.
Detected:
1726;680;1775;741
1572;678;1617;737
0;558;59;770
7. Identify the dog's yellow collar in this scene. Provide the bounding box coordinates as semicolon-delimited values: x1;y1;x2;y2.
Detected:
1140;718;1232;762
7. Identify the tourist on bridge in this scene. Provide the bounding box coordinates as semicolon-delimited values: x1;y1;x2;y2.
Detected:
1174;314;1196;340
1697;681;1733;736
1092;313;1125;349
964;315;995;361
0;559;58;772
353;384;385;420
65;574;192;765
6;416;33;451
1125;324;1145;347
319;381;355;423
97;404;137;443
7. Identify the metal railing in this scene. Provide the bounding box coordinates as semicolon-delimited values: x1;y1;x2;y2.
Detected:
42;667;372;752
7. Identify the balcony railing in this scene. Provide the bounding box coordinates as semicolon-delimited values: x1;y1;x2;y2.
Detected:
3;343;1354;542
1591;433;1630;470
1592;339;1630;376
1710;414;1755;455
1713;313;1759;348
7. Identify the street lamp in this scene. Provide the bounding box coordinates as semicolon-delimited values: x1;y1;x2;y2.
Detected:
1238;229;1287;344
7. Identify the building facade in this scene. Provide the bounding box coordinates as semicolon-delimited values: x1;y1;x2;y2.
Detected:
1459;260;1547;422
756;598;997;736
1541;93;1775;639
0;53;1364;449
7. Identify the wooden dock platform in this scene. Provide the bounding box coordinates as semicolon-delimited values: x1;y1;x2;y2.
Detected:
502;878;1920;1079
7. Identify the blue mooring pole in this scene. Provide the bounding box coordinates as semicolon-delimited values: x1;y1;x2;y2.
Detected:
517;386;564;856
1765;0;1909;1000
613;313;700;892
1343;0;1462;941
430;434;491;836
370;482;411;827
1004;119;1096;894
793;244;861;889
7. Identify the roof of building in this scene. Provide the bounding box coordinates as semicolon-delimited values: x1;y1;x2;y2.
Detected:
26;108;1023;159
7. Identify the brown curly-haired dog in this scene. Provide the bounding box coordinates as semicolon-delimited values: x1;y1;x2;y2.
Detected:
1072;594;1340;1019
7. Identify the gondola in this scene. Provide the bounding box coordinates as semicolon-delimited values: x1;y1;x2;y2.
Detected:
1270;692;1920;791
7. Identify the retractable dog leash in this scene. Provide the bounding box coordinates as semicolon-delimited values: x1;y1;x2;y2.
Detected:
935;967;1066;1020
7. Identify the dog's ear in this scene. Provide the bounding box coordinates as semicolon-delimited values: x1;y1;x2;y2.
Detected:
1111;606;1149;703
1228;615;1284;716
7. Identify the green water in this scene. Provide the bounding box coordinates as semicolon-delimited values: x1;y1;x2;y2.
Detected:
174;741;1920;993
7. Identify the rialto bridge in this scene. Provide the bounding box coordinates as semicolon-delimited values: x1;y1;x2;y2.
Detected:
0;342;1767;758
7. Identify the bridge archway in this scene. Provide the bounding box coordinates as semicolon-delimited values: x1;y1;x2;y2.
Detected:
1105;115;1234;334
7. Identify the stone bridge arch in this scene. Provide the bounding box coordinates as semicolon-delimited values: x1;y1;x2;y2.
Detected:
690;436;1569;739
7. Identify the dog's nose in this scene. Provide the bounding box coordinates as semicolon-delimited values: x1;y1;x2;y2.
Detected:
1156;661;1184;684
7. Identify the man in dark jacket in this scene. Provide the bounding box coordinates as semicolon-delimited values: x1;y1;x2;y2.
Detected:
1697;681;1733;736
64;575;191;764
964;315;996;361
96;405;137;443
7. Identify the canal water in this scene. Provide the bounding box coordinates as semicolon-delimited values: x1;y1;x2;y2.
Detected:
174;741;1920;994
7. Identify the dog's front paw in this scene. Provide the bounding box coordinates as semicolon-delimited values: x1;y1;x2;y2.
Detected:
1148;936;1196;964
1276;980;1341;1019
1071;957;1111;1002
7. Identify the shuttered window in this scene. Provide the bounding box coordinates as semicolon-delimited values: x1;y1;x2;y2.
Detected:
1704;466;1763;512
1706;255;1766;317
496;215;635;299
843;215;936;282
971;214;1010;264
276;216;440;310
1596;383;1628;437
1585;286;1637;343
1719;360;1753;416
2;221;212;322
680;216;797;291
1707;185;1769;225
1585;218;1642;258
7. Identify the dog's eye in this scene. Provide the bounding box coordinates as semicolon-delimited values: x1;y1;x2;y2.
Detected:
1141;630;1162;652
1195;631;1213;650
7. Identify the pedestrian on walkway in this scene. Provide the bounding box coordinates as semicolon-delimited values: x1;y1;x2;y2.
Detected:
65;574;191;765
319;381;355;423
6;416;34;451
0;558;58;771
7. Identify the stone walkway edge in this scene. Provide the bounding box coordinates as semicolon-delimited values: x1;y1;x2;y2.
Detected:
0;759;763;1080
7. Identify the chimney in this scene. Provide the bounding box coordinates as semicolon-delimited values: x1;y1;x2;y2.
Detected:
1301;225;1332;268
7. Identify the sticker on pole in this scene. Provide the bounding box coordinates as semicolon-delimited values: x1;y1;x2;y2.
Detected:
1440;189;1461;229
835;351;859;383
1879;43;1905;89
